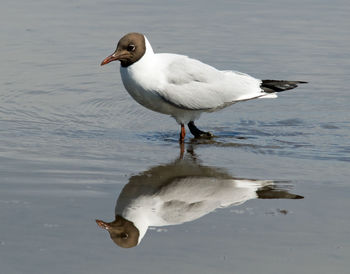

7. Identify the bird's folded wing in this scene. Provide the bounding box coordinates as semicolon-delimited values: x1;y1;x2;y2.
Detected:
156;55;264;110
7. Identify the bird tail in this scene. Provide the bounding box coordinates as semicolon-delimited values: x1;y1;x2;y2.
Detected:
256;185;304;200
261;80;307;93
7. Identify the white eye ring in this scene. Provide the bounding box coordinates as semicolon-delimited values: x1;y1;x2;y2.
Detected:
127;44;136;52
120;232;129;239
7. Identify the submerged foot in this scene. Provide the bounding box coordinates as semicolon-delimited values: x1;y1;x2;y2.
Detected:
195;131;213;139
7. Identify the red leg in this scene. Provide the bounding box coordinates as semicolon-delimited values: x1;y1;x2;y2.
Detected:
179;142;185;159
179;124;185;143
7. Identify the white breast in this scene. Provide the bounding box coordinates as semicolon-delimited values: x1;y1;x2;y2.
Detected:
120;57;203;123
120;63;169;114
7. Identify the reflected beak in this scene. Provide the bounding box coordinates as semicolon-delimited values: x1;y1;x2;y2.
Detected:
100;50;129;66
96;219;110;230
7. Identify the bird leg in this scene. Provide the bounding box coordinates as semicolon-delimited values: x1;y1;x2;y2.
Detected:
179;142;185;158
179;123;186;143
187;121;213;138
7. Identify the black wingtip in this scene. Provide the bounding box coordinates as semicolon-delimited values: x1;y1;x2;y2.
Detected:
261;80;308;93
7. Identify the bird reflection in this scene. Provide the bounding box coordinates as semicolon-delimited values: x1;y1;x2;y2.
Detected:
96;149;302;248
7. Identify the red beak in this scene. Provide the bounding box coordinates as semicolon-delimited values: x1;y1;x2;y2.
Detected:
101;54;118;66
96;219;110;230
101;49;130;66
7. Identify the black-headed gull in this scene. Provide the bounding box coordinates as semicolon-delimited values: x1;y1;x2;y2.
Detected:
96;155;303;248
101;32;306;143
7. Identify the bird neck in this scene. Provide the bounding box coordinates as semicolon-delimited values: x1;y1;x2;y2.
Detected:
144;36;155;56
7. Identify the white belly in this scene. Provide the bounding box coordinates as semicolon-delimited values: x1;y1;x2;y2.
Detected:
120;67;202;124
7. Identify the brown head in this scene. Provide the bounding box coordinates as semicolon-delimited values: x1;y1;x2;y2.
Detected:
101;32;146;67
96;215;140;248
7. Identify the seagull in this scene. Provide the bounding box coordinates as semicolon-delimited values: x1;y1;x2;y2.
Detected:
96;153;303;248
101;32;306;143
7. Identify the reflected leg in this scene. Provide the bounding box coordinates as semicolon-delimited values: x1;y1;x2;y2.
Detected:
179;123;186;143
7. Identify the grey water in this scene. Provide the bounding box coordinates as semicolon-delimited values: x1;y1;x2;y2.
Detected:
1;0;350;273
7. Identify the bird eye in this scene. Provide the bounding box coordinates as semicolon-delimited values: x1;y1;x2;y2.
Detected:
120;232;129;239
127;44;136;52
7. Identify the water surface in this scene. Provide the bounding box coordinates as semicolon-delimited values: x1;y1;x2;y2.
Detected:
1;0;350;273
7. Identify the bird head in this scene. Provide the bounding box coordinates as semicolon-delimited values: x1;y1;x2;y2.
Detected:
101;32;146;67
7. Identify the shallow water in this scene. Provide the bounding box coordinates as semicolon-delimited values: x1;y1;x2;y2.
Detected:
1;0;350;273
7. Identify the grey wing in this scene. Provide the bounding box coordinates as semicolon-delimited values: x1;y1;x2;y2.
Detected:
157;55;263;110
158;56;233;110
